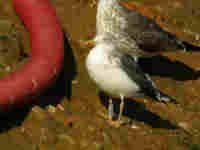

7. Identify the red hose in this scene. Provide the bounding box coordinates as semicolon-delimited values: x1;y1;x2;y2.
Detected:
0;0;64;111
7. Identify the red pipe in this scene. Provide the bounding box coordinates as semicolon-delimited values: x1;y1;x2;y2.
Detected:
0;0;64;111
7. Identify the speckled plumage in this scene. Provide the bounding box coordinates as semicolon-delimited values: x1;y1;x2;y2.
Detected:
96;0;128;35
95;32;150;58
96;0;196;54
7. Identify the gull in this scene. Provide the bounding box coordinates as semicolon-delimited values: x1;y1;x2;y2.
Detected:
85;0;186;126
86;33;177;126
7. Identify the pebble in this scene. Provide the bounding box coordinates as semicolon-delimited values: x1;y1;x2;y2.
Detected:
5;65;11;72
57;134;76;145
195;34;200;41
57;104;64;111
131;124;140;129
31;106;51;121
89;0;97;8
72;79;79;85
178;122;189;130
47;105;56;113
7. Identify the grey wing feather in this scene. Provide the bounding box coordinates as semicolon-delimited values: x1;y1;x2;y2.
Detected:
119;53;157;97
125;10;185;51
118;52;178;103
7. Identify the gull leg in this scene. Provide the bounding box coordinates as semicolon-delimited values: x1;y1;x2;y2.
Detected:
109;94;124;127
107;95;126;128
108;98;114;121
118;94;124;121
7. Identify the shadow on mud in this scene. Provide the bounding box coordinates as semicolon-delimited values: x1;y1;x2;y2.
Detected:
99;92;178;129
138;55;200;81
0;31;77;132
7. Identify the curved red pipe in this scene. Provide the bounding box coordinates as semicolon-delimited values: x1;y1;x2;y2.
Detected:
0;0;64;111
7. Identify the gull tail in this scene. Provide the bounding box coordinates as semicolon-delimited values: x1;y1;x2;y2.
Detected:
179;40;200;52
154;88;178;104
168;33;200;52
142;74;179;104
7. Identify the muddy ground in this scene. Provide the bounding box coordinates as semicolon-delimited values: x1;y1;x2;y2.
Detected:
0;0;200;149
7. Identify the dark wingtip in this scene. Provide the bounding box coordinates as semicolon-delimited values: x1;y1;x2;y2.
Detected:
167;31;200;52
159;96;179;105
179;40;200;52
155;90;179;105
168;97;179;104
